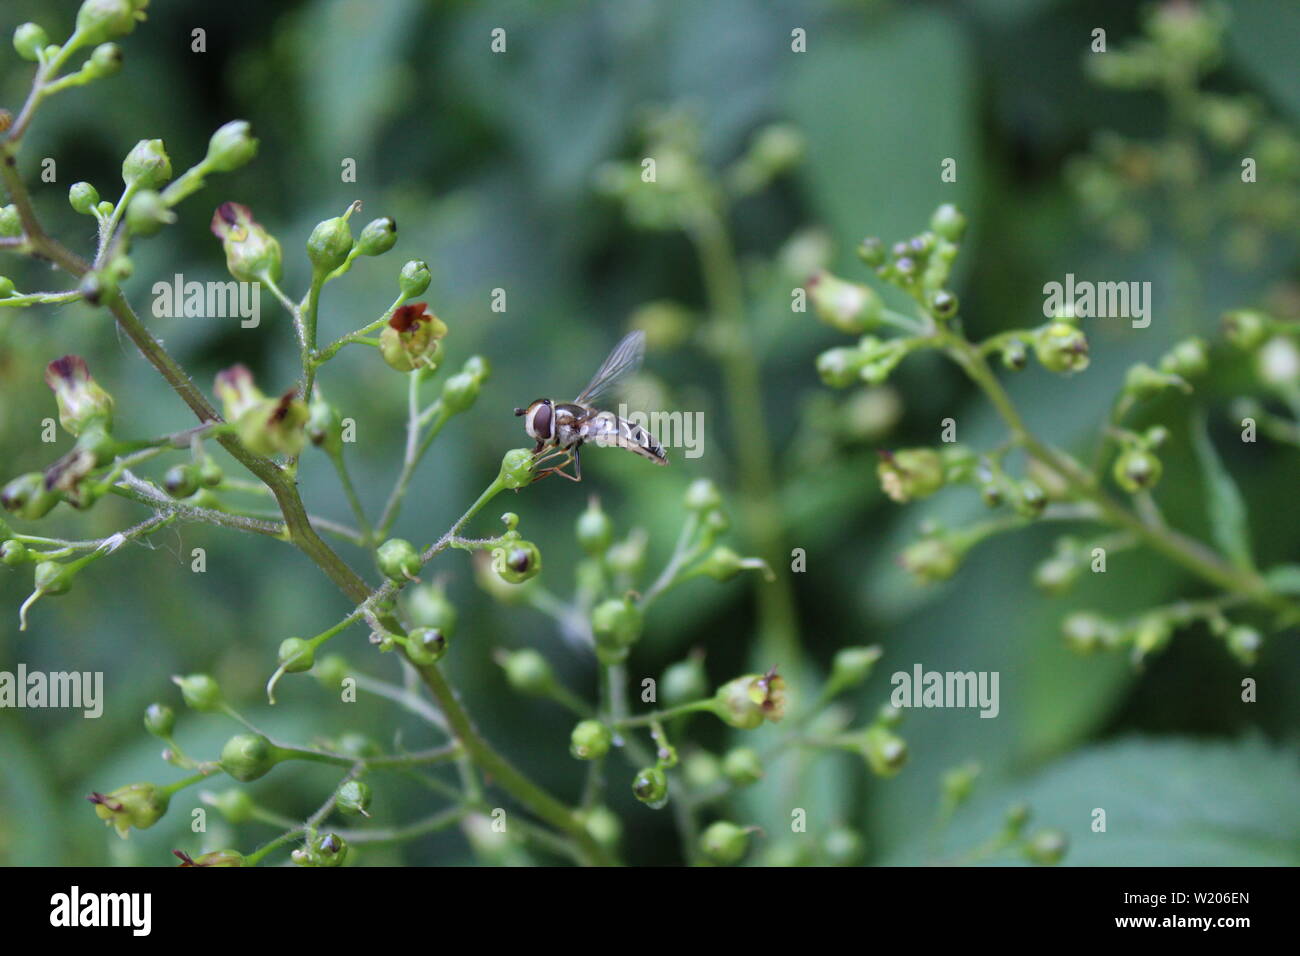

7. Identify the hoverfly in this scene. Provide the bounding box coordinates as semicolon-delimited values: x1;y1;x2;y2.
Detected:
515;330;668;482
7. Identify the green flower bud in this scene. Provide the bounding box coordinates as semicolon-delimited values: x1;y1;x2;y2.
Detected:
494;540;542;585
660;655;708;706
379;302;447;373
13;23;49;60
2;473;61;521
277;637;315;674
1023;829;1068;865
356;217;397;256
405;627;448;665
721;746;763;786
125;189;175;237
857;725;909;777
76;0;147;47
336;780;372;816
591;597;643;664
162;464;199;499
143;702;174;738
174;673;223;712
210;788;254;824
1123;362;1190;400
305;391;343;453
570;720;614;760
498;648;556;696
684;478;722;512
1033;555;1079;595
88;782;169;838
203;120;258;173
816;346;869;388
1159;337;1210;378
235;394;309;459
806;270;883;334
1001;338;1029;371
928;289;959;319
699;821;750;865
1257;336;1300;389
314;653;350;689
1113;447;1162;493
44;355;113;437
1130;614;1172;665
292;832;348;867
827;645;883;695
877;448;945;503
69;182;100;215
441;371;480;412
941;762;981;810
1015;479;1048;518
713;670;787;729
823;826;866;866
930;203;967;242
405;582;457;636
498;447;536;490
1034;322;1090;374
0;276;14;299
0;205;21;238
693;546;745;582
175;849;245;867
1225;625;1261;666
1;539;29;566
78;269;117;307
307;212;354;274
398;259;431;298
606;530;647;576
34;559;75;596
86;42;123;78
377;538;421;582
220;733;281;782
631;766;668;807
1222;309;1270;350
582;805;622;848
1062;611;1118;654
576;498;614;554
121;138;172;190
210;202;282;283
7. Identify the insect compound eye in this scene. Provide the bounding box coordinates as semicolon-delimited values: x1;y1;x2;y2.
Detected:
531;401;553;440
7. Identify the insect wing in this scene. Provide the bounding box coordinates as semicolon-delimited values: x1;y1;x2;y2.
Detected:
574;330;645;408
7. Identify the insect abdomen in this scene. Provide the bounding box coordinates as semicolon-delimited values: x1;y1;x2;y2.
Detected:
582;412;667;464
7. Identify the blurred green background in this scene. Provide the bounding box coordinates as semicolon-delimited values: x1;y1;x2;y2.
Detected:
1;0;1297;866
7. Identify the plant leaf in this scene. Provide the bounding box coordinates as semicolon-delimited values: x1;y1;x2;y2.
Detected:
1191;411;1256;573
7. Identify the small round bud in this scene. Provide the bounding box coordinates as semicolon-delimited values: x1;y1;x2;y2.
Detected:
163;464;200;499
441;371;480;413
928;289;959;319
823;826;866;866
2;473;60;520
405;627;447;665
858;726;909;777
210;788;254;824
0;205;21;238
203;120;258;173
857;236;886;266
1062;611;1116;654
175;673;223;712
583;805;622;848
1113;447;1162;494
277;637;315;674
219;733;281;782
570;720;613;760
1;539;29;566
399;259;431;298
406;583;457;636
591;597;643;664
293;832;349;867
34;560;75;595
631;766;668;807
356;217;397;256
1222;309;1269;350
494;540;542;585
87;42;122;77
1001;338;1029;371
499;648;555;695
576;499;614;555
1225;625;1261;666
13;23;48;61
0;277;14;299
307;214;354;273
1159;337;1210;378
660;656;708;706
828;645;883;693
713;671;787;729
376;538;421;582
605;531;647;576
900;536;961;585
930;203;967;241
806;270;883;334
1034;322;1090;374
684;478;723;512
125;189;175;237
699;821;750;865
143;702;174;738
336;780;372;816
1024;829;1068;865
76;0;144;46
1033;555;1079;595
122;138;172;190
314;653;350;689
877;448;945;503
69;182;100;215
721;746;763;786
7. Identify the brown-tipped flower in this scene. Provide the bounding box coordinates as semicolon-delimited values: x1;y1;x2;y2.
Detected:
379;301;448;372
44;355;114;436
713;668;788;729
214;366;307;458
210;201;282;283
214;364;265;421
88;782;170;839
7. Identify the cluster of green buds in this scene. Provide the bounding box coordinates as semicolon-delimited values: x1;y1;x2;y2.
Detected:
1061;599;1261;667
859;203;965;306
833;704;910;778
594;108;716;231
214;364;307;458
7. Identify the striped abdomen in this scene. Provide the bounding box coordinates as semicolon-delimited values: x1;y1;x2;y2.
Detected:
580;411;668;465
